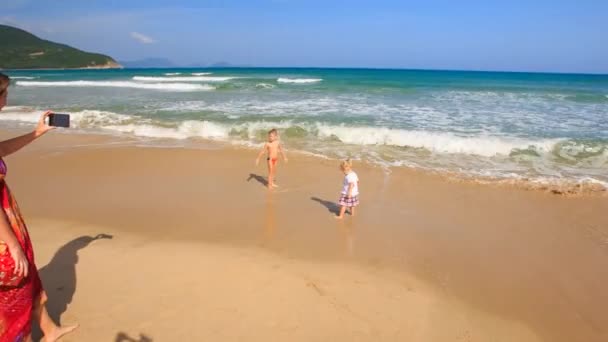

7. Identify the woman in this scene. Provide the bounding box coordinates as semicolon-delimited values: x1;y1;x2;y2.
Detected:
0;73;77;341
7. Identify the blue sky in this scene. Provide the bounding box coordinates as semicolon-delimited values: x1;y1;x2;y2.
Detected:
1;0;607;73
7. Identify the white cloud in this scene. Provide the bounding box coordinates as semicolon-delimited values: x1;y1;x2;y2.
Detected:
130;31;156;44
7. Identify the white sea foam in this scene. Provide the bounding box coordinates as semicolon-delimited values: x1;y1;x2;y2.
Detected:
10;76;37;79
192;72;212;76
132;76;237;82
97;119;561;158
103;120;230;140
160;98;339;114
0;105;568;158
255;83;276;89
164;72;182;76
1;105;605;190
314;124;562;157
16;80;214;92
0;109;42;123
277;77;323;84
0;108;137;127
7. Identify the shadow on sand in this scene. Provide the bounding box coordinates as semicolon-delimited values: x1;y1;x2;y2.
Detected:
33;234;113;341
115;332;153;342
310;197;340;215
247;173;268;187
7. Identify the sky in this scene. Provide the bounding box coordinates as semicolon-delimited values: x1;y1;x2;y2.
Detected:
1;0;607;73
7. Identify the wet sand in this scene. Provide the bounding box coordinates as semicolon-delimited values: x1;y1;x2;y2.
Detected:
2;129;607;341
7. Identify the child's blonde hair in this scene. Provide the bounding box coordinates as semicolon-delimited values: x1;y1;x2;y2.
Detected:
340;158;353;171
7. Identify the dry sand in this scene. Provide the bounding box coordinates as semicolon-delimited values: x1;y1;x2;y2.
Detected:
1;130;607;341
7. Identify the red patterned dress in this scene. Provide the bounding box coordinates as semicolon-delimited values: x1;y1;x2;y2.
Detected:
0;158;43;342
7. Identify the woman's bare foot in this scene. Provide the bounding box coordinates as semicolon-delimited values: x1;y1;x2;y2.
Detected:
44;324;79;342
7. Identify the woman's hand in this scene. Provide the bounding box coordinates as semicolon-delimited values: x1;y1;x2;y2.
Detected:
34;111;55;138
9;243;28;279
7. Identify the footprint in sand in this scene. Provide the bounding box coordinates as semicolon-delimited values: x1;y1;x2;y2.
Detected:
306;281;326;296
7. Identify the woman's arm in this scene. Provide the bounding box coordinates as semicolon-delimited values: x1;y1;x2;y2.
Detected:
0;111;54;158
0;211;28;278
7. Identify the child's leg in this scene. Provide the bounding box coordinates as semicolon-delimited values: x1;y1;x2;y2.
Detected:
336;205;347;219
267;160;274;188
270;161;279;187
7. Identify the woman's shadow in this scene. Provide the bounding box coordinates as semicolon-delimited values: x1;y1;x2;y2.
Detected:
310;197;340;215
34;233;113;339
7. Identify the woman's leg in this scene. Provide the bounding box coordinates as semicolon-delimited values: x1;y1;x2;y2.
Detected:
33;292;78;342
350;206;356;217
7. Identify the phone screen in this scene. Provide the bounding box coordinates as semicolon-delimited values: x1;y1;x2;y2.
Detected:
48;113;70;128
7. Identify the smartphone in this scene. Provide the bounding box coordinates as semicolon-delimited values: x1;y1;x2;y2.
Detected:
48;113;70;128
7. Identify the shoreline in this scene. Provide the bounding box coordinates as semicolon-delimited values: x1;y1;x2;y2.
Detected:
2;128;607;341
2;126;606;196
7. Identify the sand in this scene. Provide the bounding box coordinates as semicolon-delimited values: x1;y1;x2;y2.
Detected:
1;129;607;341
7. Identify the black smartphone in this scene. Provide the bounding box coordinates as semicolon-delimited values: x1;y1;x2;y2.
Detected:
48;113;70;128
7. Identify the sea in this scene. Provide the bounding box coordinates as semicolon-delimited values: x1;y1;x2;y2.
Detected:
2;68;608;191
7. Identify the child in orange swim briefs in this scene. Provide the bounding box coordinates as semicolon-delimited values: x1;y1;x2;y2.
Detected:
256;128;288;189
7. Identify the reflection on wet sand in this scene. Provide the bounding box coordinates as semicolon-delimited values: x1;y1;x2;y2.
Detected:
262;193;276;246
337;220;355;257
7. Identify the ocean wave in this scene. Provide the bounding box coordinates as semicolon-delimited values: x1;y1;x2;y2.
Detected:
256;83;276;89
563;93;608;104
192;72;212;76
164;72;182;76
1;107;605;191
277;77;323;84
10;76;37;80
0;107;581;158
16;80;214;92
132;76;237;82
312;125;561;157
103;121;229;140
0;108;137;127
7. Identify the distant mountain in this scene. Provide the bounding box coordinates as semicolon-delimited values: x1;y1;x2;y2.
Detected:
0;24;121;70
209;62;234;68
120;58;176;68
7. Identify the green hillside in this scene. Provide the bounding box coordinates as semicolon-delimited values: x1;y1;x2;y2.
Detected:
0;25;121;69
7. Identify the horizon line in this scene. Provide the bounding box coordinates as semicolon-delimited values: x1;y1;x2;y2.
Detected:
72;64;608;76
4;64;608;76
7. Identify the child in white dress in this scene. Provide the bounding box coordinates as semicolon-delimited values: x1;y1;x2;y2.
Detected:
337;159;359;219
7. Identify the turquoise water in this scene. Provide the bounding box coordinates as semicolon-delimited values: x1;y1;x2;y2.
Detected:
3;68;608;188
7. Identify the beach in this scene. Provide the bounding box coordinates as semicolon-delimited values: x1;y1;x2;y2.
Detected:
2;129;607;341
